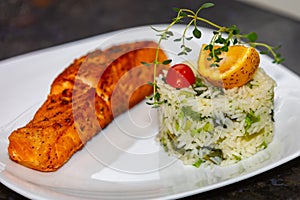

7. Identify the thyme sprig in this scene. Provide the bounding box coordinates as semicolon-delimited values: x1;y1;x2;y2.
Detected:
146;2;284;107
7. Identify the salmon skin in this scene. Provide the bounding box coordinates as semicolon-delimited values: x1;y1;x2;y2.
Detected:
8;41;168;172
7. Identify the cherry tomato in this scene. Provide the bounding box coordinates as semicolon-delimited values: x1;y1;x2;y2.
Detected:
166;64;196;88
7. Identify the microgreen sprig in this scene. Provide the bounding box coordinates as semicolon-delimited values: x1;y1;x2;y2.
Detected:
145;2;284;107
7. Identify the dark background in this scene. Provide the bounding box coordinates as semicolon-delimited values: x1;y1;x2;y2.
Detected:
0;0;299;199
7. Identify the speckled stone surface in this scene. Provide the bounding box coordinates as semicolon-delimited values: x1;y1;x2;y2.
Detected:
0;0;299;199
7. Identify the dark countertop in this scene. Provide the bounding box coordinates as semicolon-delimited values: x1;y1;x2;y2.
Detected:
0;0;299;199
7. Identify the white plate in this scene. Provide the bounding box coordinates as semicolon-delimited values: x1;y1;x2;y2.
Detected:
0;25;299;200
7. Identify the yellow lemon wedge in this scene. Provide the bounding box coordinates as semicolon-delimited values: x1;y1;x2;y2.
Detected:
197;44;260;89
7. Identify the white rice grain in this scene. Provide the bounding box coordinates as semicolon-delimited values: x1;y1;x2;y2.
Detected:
157;68;276;166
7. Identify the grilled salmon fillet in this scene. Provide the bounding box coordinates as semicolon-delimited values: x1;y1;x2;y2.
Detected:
8;41;168;171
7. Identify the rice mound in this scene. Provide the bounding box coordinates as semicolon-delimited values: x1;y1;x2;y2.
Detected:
157;68;276;166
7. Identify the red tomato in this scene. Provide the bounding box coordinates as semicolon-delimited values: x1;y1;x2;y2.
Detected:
166;64;196;88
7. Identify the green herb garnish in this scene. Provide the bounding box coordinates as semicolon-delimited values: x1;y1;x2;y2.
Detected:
245;109;260;130
146;2;284;107
182;106;205;121
193;158;203;168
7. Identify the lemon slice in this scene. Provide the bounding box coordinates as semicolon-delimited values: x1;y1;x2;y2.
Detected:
197;44;260;89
